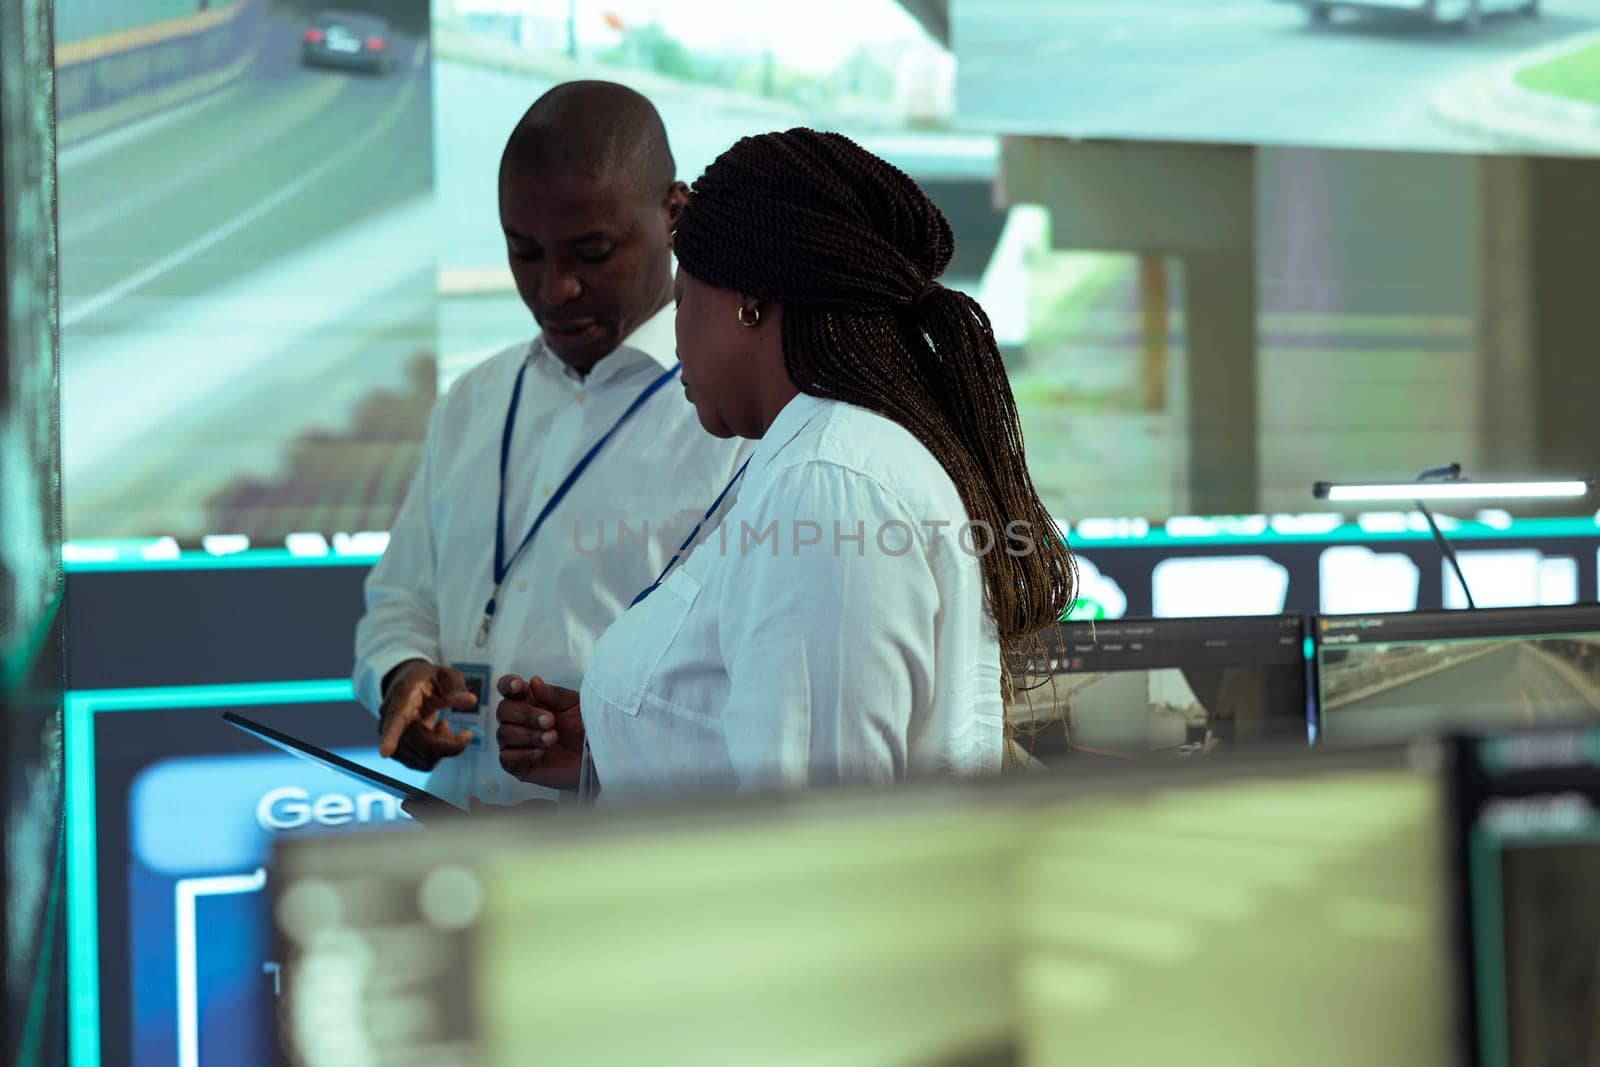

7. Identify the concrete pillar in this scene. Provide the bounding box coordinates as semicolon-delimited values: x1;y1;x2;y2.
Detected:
1476;153;1600;504
1477;155;1538;477
999;137;1258;514
1527;156;1600;488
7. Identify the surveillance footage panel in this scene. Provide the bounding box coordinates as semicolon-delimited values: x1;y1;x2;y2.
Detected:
954;0;1600;156
1008;614;1311;767
1315;606;1600;743
54;0;437;544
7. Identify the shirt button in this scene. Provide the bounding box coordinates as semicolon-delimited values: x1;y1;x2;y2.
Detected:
516;580;527;593
487;781;499;794
574;392;586;405
540;483;554;496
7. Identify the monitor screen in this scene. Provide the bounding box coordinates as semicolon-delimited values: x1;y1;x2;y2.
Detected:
274;791;1025;1067
55;0;438;545
954;0;1600;157
53;1;1600;546
52;0;966;546
1449;728;1600;1066
1315;606;1600;743
271;743;1451;1065
67;683;428;1067
1009;614;1311;765
1018;749;1451;1065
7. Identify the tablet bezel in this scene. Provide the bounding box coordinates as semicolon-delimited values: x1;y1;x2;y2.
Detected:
222;711;465;812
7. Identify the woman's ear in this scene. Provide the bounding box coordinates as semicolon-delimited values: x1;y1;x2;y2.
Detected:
737;295;766;328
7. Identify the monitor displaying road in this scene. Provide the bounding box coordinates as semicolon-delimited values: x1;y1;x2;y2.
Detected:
1322;636;1600;739
955;0;1600;155
56;0;435;542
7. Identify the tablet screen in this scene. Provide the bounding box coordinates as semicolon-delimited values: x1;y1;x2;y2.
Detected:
223;712;463;812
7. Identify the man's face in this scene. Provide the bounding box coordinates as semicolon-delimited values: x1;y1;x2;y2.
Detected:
498;167;681;373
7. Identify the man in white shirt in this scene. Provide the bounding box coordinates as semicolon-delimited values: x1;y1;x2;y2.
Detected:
354;81;744;807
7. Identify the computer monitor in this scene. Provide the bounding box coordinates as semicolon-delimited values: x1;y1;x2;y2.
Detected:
1448;728;1600;1067
1315;606;1600;745
1017;744;1452;1066
1008;615;1312;765
271;789;1024;1067
271;743;1451;1066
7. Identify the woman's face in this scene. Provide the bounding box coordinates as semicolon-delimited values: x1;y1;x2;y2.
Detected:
672;268;755;438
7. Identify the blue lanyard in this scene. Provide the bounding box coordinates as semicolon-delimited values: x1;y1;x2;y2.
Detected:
476;357;682;647
630;455;752;608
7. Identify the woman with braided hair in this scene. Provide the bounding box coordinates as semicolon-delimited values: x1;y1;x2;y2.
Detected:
494;128;1075;803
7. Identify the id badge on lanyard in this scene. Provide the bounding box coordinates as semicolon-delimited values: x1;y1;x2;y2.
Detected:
477;359;681;647
448;661;490;746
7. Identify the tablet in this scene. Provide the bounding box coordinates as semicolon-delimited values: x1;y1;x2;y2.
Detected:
223;711;465;812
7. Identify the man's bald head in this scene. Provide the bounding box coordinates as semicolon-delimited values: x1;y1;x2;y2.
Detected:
497;82;685;375
500;80;675;196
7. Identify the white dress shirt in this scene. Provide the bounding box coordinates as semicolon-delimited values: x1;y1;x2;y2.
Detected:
354;306;748;806
579;392;1004;805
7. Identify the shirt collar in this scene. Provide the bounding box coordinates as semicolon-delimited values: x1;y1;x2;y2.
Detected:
530;303;678;388
744;391;829;486
617;303;678;371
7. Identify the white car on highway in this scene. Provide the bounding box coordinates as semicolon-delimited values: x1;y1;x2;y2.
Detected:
1281;0;1540;30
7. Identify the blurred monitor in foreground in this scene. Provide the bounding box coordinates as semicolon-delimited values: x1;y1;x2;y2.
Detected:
1449;728;1600;1066
272;744;1451;1065
1316;606;1600;744
1008;615;1311;767
1018;746;1450;1066
273;794;1020;1067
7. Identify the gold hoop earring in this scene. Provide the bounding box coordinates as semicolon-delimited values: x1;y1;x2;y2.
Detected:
737;304;761;328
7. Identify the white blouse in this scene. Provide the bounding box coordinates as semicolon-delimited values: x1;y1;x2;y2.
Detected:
580;392;1004;804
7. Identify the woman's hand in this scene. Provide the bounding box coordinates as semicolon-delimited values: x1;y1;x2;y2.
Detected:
495;674;586;791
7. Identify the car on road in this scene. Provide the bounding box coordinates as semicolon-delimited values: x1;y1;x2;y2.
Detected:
1280;0;1539;31
302;11;395;74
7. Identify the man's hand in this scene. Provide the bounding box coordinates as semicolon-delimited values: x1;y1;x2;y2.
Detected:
378;660;477;770
495;674;585;791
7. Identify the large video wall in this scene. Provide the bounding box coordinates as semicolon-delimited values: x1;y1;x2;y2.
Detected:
52;2;1600;1063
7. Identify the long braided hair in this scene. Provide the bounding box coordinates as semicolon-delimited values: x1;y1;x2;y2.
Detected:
672;129;1076;680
